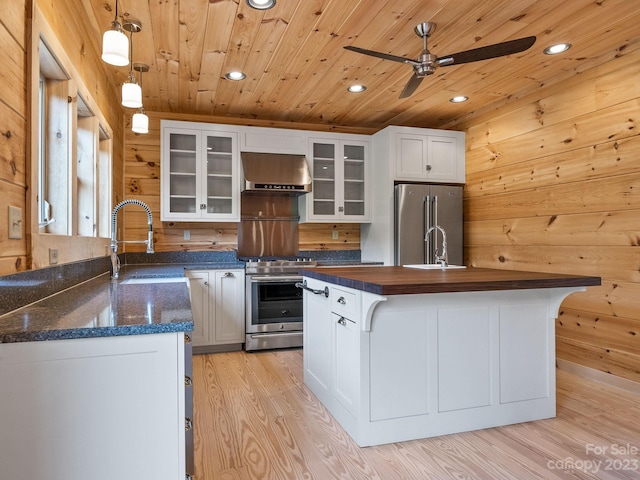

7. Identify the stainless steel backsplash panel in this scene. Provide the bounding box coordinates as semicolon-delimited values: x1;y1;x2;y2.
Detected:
237;192;300;257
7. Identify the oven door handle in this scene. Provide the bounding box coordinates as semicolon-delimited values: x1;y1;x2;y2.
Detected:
295;280;329;298
249;276;303;283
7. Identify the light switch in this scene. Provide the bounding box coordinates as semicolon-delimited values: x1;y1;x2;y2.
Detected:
8;206;22;239
184;230;191;240
332;229;339;240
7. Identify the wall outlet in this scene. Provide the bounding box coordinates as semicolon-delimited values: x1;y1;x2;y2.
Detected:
49;248;59;265
8;205;22;239
332;229;339;240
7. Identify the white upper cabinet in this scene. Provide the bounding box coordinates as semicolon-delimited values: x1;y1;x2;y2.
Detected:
380;126;465;184
300;134;370;223
239;126;307;155
161;121;240;221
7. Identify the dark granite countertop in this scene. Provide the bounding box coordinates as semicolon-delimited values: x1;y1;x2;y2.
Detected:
299;265;601;295
0;267;195;343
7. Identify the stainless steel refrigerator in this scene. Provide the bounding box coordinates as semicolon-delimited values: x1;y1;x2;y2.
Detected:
394;183;463;266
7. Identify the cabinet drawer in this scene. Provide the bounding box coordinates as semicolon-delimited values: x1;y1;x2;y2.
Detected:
331;288;357;316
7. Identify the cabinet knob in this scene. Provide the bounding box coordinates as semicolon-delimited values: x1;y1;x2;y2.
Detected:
185;417;193;431
337;296;346;305
337;317;346;326
426;164;432;171
338;206;344;212
185;375;193;387
200;203;206;210
204;281;208;286
184;333;192;344
224;272;234;277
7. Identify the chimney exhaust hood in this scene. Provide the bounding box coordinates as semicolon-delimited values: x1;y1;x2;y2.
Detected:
241;152;311;195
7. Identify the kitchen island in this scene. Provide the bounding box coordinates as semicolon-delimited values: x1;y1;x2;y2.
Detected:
0;268;194;480
299;266;600;447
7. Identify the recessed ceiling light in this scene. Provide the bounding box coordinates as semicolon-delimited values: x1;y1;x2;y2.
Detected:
544;43;572;55
225;71;246;81
450;96;468;103
246;0;276;9
348;84;366;93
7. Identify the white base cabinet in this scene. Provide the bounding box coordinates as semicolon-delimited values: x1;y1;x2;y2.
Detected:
303;276;581;447
187;269;245;351
0;333;185;480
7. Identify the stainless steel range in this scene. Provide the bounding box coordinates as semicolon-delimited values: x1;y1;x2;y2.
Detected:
244;258;317;351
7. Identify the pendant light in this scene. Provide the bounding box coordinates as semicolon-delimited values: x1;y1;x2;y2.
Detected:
101;0;129;66
121;20;142;108
132;63;149;134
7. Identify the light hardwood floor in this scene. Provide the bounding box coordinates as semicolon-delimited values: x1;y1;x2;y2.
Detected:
193;350;640;480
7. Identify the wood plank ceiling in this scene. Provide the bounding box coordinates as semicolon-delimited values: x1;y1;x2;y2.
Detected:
86;0;640;130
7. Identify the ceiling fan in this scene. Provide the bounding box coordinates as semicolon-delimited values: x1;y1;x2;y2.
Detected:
344;22;536;98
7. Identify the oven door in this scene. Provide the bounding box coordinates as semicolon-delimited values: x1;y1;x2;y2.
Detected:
246;275;304;334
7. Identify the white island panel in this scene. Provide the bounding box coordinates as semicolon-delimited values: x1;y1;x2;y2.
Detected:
437;306;492;413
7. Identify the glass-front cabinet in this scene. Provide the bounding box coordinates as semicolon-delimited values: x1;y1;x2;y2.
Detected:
161;121;240;221
300;134;370;222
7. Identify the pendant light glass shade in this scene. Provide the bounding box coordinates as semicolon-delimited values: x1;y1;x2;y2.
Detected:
122;80;142;108
102;28;129;66
132;111;149;134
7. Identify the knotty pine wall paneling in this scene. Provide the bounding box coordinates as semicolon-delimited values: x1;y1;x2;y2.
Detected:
123;111;361;253
457;47;640;384
0;0;28;274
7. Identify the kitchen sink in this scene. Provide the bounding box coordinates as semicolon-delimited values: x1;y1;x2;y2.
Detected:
403;264;467;270
120;277;188;285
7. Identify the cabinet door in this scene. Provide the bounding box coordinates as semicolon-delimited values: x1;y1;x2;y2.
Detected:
162;128;202;220
186;271;211;347
303;282;332;394
202;132;239;221
213;270;245;344
333;313;359;413
395;133;427;179
426;135;458;181
309;139;339;219
341;141;369;221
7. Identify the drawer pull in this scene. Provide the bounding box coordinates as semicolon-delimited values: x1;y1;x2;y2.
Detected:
337;296;346;305
224;271;234;277
295;280;329;297
337;317;346;326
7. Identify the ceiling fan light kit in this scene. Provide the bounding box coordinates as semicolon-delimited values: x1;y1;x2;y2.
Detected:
344;22;536;99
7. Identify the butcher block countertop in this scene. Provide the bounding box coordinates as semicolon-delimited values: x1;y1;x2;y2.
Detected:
298;266;601;295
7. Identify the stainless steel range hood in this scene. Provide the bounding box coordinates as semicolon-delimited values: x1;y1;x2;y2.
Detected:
241;152;311;195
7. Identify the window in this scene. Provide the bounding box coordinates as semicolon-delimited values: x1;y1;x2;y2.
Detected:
37;37;112;238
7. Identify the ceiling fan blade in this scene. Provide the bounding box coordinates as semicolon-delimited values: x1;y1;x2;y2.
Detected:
399;74;424;99
437;36;536;66
344;46;420;66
